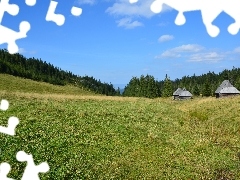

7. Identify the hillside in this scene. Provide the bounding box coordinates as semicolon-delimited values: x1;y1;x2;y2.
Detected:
0;49;118;96
0;75;239;179
0;73;96;96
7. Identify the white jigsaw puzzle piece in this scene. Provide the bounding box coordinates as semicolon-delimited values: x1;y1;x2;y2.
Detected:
0;0;31;54
0;162;15;180
150;0;222;37
0;116;19;136
46;0;65;26
71;6;82;17
0;99;9;111
0;0;19;23
16;151;49;180
25;0;36;6
131;0;240;37
0;21;30;54
222;0;240;35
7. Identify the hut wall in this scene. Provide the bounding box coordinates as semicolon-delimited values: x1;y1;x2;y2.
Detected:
173;95;180;100
179;96;191;100
219;93;240;98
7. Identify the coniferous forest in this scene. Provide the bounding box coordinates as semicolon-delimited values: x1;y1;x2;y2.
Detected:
0;49;117;96
1;48;240;98
123;68;240;98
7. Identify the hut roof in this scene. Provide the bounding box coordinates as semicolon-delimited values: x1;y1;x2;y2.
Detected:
215;80;233;93
179;90;192;97
173;88;182;96
219;87;240;94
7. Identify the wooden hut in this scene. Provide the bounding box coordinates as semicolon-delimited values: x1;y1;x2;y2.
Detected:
173;88;182;100
179;89;193;100
173;88;192;100
215;80;240;98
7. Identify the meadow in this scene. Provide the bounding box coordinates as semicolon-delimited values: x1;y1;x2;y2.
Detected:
0;74;239;179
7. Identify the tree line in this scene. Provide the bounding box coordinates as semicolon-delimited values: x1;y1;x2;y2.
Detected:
123;67;240;98
0;49;117;96
1;48;240;98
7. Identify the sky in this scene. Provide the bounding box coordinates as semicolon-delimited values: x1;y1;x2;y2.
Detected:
1;0;240;88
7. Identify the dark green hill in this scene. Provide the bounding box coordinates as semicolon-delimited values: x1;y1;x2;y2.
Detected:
0;49;117;96
0;73;97;95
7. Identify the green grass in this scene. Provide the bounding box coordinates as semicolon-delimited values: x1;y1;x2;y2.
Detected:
0;73;96;95
0;74;239;179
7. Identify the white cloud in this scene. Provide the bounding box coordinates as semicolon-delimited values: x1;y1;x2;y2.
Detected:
233;46;240;53
18;48;26;54
155;45;240;63
76;0;95;5
17;48;36;55
106;0;172;18
157;22;169;27
171;44;204;52
158;35;174;42
116;17;143;29
187;52;225;62
106;0;152;18
155;51;181;59
155;44;204;59
106;0;172;28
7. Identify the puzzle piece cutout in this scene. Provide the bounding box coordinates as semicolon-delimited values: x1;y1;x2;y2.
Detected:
0;21;30;54
130;0;240;37
0;151;49;180
46;0;82;25
0;116;19;136
25;0;36;6
0;162;14;180
16;151;49;180
46;0;65;26
0;0;35;54
0;0;19;23
0;99;9;111
0;99;19;136
71;6;82;17
0;0;82;53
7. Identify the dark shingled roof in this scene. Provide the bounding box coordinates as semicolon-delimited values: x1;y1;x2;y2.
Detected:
179;90;192;97
173;87;192;97
219;87;240;94
215;80;239;94
173;88;182;96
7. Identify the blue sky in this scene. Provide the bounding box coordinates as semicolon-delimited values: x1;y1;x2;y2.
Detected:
1;0;240;88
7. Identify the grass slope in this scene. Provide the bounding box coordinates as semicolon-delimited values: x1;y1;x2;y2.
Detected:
0;74;239;179
0;73;96;96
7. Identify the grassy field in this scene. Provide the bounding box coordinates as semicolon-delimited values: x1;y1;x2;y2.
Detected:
0;74;239;179
0;73;96;95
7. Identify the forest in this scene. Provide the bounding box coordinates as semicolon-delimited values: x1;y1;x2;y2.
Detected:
123;68;240;98
1;48;240;99
0;49;118;96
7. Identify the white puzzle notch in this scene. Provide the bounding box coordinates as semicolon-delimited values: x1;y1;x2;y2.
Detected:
0;99;9;111
0;151;49;180
0;116;19;136
46;0;65;26
130;0;240;37
16;151;50;180
0;162;14;180
0;0;31;54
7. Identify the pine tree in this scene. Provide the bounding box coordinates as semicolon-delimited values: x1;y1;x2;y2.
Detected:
162;74;173;97
193;84;200;96
203;79;212;96
116;87;121;96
